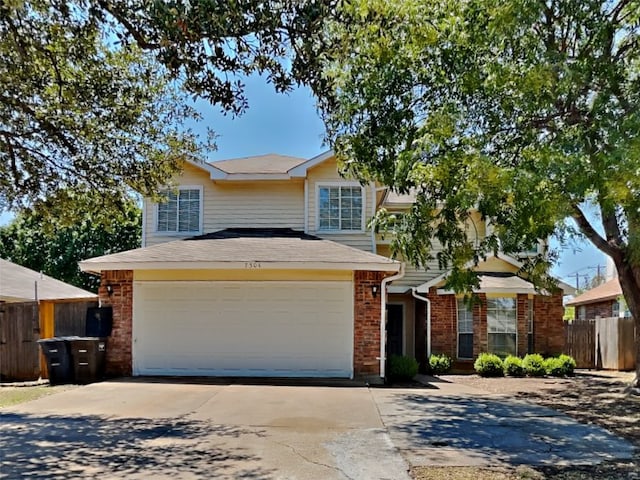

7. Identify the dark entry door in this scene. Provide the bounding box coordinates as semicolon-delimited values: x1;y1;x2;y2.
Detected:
386;304;404;357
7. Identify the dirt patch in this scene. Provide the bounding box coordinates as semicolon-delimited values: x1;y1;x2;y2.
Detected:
412;371;640;480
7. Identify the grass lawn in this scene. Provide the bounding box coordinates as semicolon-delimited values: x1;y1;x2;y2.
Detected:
0;385;76;408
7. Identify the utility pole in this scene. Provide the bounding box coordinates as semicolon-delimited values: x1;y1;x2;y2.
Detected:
575;272;580;290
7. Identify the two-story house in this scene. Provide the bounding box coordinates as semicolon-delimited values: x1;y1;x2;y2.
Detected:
80;151;573;383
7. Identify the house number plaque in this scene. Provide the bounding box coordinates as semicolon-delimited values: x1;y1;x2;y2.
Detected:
244;262;262;269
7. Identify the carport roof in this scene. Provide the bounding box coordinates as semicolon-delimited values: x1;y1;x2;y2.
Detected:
79;228;401;273
0;258;97;302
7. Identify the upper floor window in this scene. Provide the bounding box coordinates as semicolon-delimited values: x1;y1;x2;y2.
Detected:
318;185;363;232
156;187;202;233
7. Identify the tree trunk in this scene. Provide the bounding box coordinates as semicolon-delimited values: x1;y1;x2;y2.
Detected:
613;260;640;388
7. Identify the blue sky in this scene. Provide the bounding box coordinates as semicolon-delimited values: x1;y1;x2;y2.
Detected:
0;74;604;284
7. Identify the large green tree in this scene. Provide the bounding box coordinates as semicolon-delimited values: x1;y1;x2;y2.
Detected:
1;0;333;217
312;0;640;383
0;195;141;292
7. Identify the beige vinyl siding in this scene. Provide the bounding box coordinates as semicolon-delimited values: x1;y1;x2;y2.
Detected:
376;245;445;289
307;158;374;252
145;164;304;247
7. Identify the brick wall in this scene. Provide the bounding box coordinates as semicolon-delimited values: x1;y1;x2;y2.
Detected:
427;288;457;358
353;270;390;381
98;270;133;376
533;293;565;355
581;301;615;320
428;289;565;365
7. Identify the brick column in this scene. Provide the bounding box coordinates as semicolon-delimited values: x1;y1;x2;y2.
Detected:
353;270;389;382
533;293;565;355
99;270;133;376
517;294;529;356
473;294;487;357
427;288;457;358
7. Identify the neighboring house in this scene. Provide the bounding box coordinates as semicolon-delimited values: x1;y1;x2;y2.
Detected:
566;278;630;320
0;258;97;380
80;152;573;382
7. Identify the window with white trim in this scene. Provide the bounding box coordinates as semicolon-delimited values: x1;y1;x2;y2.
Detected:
318;185;363;231
457;298;473;359
156;187;201;233
612;299;620;318
487;297;517;357
577;305;586;320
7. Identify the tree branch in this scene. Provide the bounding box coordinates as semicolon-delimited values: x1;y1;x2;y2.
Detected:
571;204;621;258
96;1;160;50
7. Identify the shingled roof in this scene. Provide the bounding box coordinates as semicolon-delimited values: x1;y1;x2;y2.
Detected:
0;258;96;302
565;278;621;306
209;154;307;174
80;228;400;273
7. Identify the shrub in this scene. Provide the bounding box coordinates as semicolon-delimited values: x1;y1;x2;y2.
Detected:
503;355;525;377
474;353;504;377
544;357;565;377
388;355;419;381
558;354;576;376
429;354;452;375
523;353;546;377
545;355;577;377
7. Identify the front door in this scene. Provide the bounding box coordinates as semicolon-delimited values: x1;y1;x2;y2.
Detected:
387;304;404;357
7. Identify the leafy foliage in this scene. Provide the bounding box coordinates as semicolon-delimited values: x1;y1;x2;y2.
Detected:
312;0;640;293
428;353;452;375
311;0;640;384
523;354;546;377
545;355;577;377
0;194;141;292
503;355;525;377
0;1;333;219
474;353;504;377
388;355;419;381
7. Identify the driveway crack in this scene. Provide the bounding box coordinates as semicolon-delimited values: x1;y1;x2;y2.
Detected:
272;440;356;480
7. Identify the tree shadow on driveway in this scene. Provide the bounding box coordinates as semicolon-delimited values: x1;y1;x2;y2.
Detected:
375;392;635;467
0;411;272;479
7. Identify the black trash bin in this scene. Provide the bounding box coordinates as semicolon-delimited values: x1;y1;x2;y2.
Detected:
38;338;74;385
68;337;107;384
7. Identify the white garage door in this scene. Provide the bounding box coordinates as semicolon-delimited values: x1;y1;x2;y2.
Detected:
133;281;354;377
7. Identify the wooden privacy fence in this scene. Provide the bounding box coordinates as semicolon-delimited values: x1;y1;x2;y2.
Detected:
0;302;40;382
0;300;98;382
565;317;636;371
565;319;595;369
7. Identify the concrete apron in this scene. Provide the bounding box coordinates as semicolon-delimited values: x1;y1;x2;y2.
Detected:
372;377;636;469
0;381;411;480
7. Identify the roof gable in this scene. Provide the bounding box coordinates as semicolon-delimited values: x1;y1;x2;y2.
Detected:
184;150;337;182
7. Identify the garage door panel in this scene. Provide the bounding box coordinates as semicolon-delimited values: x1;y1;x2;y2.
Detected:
133;281;353;377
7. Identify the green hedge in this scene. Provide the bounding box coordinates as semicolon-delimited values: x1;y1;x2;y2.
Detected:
503;355;525;377
474;353;504;377
388;355;419;381
428;354;452;375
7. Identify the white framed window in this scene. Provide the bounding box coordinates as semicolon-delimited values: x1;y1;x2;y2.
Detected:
487;297;517;357
156;186;203;234
577;305;586;320
612;299;620;318
457;298;474;359
317;184;364;232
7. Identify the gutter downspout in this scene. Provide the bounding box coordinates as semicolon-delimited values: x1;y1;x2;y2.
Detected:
412;288;431;358
380;263;405;379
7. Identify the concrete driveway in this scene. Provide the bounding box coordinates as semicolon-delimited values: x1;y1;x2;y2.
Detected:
0;378;635;479
372;377;635;468
0;379;410;480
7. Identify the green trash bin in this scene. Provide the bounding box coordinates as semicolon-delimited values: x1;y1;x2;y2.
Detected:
38;338;74;385
68;337;107;384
